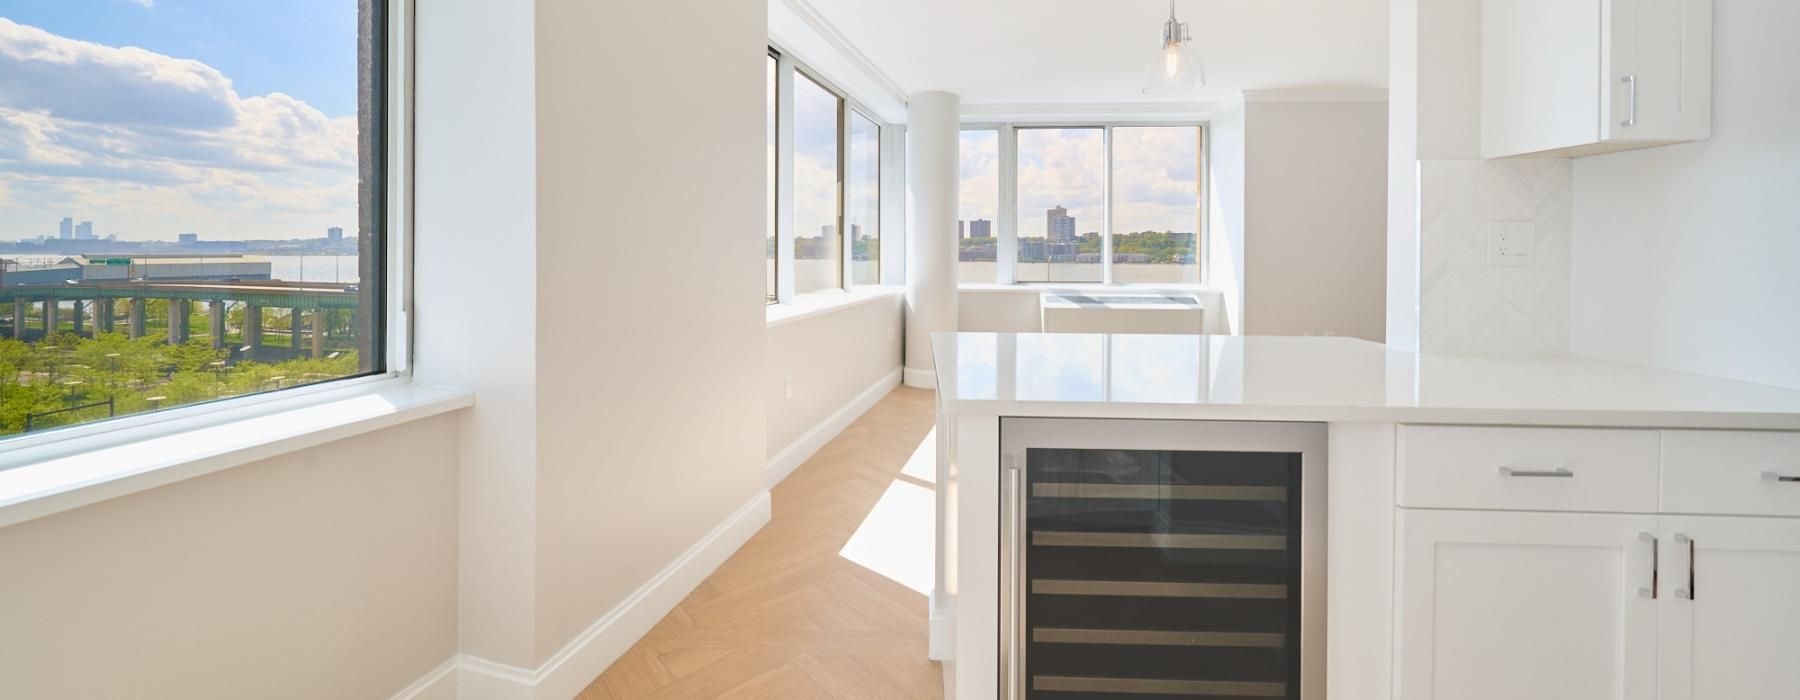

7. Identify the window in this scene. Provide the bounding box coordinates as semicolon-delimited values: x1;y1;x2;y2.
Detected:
766;48;886;301
0;3;388;437
846;111;881;285
957;130;999;283
966;123;1205;286
766;53;778;303
1111;126;1202;284
791;72;842;295
1016;127;1105;283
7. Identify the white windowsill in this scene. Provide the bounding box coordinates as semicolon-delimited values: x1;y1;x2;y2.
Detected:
958;283;1219;294
0;379;474;528
766;286;904;328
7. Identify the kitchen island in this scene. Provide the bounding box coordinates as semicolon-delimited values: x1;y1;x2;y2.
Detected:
930;332;1800;700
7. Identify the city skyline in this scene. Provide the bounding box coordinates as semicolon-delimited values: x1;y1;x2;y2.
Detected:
0;7;361;242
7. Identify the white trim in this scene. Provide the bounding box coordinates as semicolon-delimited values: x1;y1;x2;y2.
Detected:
0;380;473;529
429;491;774;700
903;367;937;389
1242;88;1390;103
774;0;909;111
388;656;459;700
766;368;901;488
766;287;903;328
962;102;1223;122
928;590;955;661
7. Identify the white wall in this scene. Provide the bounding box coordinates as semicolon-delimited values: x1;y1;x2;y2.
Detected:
1571;0;1800;389
531;0;770;664
414;0;541;668
0;416;460;699
766;296;903;482
1243;99;1390;342
1208;105;1248;335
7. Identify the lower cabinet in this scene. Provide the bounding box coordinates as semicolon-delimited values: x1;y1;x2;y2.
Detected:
1398;510;1800;700
1397;509;1658;700
1658;516;1800;700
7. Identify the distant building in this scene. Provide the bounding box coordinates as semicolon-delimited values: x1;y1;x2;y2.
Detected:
1047;206;1075;242
968;218;992;239
178;233;199;245
327;226;344;242
76;221;93;239
849;224;863;241
59;218;73;240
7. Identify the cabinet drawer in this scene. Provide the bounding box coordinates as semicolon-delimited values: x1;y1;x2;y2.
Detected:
1663;431;1800;517
1399;426;1659;513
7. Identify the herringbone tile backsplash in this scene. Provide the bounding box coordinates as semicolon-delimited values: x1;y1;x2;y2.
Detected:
1419;159;1572;355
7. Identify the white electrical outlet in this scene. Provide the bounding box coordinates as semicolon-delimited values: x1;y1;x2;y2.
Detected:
1488;222;1535;267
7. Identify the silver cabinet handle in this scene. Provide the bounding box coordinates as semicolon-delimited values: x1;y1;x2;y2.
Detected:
1621;74;1638;127
1673;533;1695;601
1638;532;1658;599
1003;458;1025;700
1499;467;1574;478
1762;471;1800;483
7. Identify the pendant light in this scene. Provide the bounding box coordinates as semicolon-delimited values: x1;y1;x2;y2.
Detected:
1142;0;1205;94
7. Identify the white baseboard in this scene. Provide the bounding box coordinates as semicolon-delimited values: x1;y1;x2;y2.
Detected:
395;491;774;700
902;366;936;389
389;656;460;700
532;490;771;697
765;368;901;488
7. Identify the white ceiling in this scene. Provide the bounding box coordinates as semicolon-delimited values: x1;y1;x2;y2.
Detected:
792;0;1389;109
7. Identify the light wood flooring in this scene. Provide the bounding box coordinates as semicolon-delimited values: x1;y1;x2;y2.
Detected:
579;386;944;699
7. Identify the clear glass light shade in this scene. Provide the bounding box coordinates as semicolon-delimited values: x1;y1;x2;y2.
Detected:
1142;40;1206;94
1141;12;1205;95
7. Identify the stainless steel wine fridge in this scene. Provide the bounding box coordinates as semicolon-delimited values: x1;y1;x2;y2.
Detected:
1000;419;1326;700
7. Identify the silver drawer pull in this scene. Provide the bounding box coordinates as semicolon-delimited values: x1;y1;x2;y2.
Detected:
1499;467;1574;478
1762;471;1800;483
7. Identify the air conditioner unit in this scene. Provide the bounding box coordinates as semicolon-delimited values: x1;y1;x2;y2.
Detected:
1040;292;1205;334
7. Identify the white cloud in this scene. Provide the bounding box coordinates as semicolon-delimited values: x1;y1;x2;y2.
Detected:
0;18;358;240
128;0;156;7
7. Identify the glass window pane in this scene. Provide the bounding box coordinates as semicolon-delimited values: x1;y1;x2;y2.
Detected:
766;55;778;302
847;111;880;285
0;3;384;438
792;73;842;294
1016;128;1104;283
1111;126;1202;284
958;130;999;284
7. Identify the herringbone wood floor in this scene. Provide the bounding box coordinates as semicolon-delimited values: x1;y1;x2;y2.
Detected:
578;386;944;699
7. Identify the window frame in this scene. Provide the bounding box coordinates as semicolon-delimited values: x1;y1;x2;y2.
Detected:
960;120;1209;287
766;49;780;305
768;43;884;305
0;0;412;455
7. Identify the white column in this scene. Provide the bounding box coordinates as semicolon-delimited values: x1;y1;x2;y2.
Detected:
904;91;959;389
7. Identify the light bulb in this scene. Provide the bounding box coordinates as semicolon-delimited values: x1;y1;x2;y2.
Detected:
1163;47;1180;79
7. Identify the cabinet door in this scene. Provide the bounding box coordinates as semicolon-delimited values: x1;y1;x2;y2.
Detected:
1602;0;1712;143
1658;517;1800;700
1397;509;1658;700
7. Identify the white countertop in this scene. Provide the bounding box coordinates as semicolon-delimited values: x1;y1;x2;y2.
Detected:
930;333;1800;429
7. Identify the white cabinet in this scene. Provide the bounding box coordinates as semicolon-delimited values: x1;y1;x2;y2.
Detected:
1395;427;1800;700
1481;0;1712;158
1658;517;1800;700
1396;509;1659;700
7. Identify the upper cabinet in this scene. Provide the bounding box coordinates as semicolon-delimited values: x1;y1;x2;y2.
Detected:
1481;0;1712;158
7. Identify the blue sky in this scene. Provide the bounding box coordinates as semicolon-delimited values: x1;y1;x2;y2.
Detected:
3;0;358;116
0;4;361;241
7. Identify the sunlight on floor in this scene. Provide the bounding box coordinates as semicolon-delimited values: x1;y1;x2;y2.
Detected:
901;426;937;484
839;428;938;595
